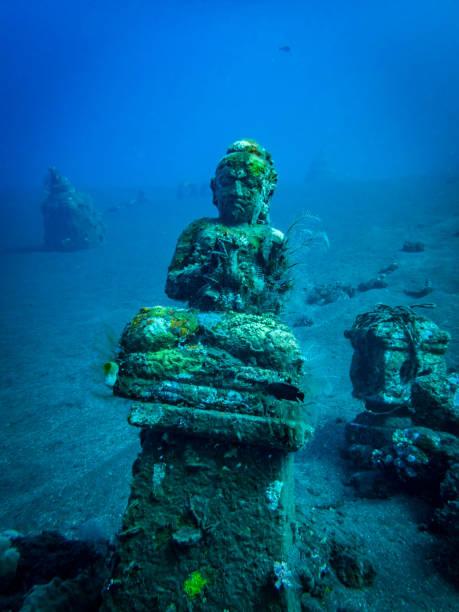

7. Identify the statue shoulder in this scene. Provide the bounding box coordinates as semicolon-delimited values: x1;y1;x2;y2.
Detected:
176;217;217;242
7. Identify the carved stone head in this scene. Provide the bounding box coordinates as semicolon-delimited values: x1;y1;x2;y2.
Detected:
210;140;278;225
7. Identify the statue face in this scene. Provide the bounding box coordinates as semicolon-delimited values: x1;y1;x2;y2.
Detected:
212;160;265;224
211;141;277;225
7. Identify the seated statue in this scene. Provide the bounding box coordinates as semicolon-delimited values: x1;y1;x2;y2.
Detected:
166;140;291;314
102;141;308;612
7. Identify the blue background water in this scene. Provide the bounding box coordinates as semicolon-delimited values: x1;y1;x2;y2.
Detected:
1;0;459;189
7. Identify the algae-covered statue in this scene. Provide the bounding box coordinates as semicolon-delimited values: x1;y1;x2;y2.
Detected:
166;140;291;314
41;167;105;251
102;141;309;612
344;304;459;574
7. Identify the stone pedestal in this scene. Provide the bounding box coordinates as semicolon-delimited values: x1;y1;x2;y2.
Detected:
102;306;307;611
104;432;298;611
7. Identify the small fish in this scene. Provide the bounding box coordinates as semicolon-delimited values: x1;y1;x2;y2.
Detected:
104;361;119;387
279;45;291;52
266;382;304;402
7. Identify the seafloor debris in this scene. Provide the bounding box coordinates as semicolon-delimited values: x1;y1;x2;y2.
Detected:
357;275;388;292
306;281;355;305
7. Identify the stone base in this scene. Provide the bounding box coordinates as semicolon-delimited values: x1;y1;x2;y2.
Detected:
102;430;300;611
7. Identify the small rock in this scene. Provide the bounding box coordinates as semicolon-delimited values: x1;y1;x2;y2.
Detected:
330;542;376;588
357;276;388;292
379;262;399;274
403;280;433;298
293;315;314;328
172;526;202;547
402;241;424;252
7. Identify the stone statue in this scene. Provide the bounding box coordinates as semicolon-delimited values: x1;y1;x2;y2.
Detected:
166;140;291;314
102;141;309;611
41;167;105;251
344;304;459;560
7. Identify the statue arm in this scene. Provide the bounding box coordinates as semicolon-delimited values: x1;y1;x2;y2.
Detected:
165;218;213;301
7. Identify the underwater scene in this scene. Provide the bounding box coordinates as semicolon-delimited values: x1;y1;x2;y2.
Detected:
0;1;458;610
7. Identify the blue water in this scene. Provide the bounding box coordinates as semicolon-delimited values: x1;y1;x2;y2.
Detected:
2;0;459;189
1;2;459;610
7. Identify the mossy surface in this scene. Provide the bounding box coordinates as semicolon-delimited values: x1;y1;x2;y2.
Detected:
122;306;200;352
115;309;309;450
184;570;208;600
143;348;204;379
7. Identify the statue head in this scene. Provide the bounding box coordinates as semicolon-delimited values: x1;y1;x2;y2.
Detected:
45;167;73;194
210;140;278;225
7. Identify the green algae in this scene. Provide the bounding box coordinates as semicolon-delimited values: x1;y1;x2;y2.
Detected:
184;570;208;600
144;348;204;379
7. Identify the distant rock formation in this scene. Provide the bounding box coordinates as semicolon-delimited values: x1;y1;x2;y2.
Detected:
41;167;105;251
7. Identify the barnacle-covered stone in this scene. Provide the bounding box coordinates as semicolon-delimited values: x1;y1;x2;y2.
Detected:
344;304;459;561
166;219;290;314
344;304;450;409
411;373;459;436
115;306;308;451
